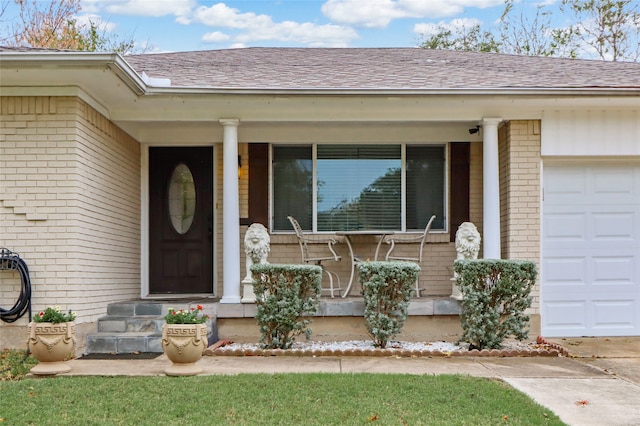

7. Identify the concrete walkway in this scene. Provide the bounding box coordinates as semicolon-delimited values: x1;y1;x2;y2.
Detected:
61;337;640;426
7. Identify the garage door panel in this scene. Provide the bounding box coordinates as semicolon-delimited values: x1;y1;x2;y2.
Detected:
592;256;635;285
591;300;637;335
593;212;636;241
543;163;640;337
543;257;586;284
543;301;588;332
544;257;635;286
544;213;586;242
593;168;635;197
544;168;586;200
546;166;640;204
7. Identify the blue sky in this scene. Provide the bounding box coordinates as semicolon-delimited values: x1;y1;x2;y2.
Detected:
3;0;561;52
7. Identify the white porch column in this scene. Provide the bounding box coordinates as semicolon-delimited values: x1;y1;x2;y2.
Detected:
220;118;242;303
482;118;502;259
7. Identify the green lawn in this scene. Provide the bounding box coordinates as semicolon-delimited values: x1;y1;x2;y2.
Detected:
0;370;564;425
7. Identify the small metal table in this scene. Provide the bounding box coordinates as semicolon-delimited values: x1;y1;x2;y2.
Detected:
335;230;395;298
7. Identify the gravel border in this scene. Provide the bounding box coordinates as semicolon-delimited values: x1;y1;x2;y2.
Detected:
205;336;569;358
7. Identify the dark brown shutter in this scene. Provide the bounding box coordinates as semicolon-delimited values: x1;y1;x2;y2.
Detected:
248;143;269;227
449;142;470;242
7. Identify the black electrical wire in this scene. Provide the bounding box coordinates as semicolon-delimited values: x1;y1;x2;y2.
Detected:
0;248;32;323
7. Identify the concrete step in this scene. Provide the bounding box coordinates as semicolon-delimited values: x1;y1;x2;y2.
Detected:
107;301;190;317
86;331;163;354
85;300;219;354
97;316;165;334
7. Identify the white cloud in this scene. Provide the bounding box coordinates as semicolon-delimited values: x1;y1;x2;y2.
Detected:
76;14;117;33
192;3;358;47
202;31;231;43
81;0;102;14
321;0;408;28
233;21;357;47
413;17;482;36
534;0;558;6
191;3;272;29
89;0;196;19
322;0;504;28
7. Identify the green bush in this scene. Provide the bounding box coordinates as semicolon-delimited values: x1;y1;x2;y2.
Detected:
454;259;537;350
358;261;421;349
251;263;322;349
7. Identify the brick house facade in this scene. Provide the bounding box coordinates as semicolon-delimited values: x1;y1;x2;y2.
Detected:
1;48;639;351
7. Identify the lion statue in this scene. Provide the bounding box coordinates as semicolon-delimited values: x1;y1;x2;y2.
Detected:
455;222;481;261
243;223;270;282
451;222;481;300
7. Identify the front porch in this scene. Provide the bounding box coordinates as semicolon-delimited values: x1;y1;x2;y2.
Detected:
83;296;466;355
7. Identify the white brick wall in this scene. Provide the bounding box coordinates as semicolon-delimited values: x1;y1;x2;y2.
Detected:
1;97;141;347
499;120;541;313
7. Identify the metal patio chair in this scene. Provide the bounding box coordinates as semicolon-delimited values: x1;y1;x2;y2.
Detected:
383;215;437;298
287;216;342;298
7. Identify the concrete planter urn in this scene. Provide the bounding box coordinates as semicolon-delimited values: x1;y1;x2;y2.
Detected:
161;323;208;376
27;321;76;375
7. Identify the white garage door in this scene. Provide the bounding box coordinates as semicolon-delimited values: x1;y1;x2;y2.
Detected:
542;163;640;337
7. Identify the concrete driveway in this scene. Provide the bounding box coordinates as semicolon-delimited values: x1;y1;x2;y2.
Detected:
508;337;640;426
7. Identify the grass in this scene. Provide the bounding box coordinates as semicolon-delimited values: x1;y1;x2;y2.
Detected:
0;349;38;381
0;356;565;426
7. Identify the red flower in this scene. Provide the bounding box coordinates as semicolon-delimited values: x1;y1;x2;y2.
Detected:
197;304;203;311
38;311;44;317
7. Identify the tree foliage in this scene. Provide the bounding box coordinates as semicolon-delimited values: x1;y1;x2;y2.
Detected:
0;0;142;54
559;0;640;61
418;0;639;61
419;21;499;53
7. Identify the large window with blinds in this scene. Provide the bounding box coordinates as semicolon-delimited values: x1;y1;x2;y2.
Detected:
272;144;445;232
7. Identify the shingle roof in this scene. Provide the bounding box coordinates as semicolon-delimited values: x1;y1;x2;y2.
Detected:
0;46;75;52
124;47;640;90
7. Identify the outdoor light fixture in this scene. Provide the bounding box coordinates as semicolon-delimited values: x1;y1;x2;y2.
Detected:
468;125;481;135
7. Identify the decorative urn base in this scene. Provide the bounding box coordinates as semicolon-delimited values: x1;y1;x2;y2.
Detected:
27;321;76;375
161;323;208;376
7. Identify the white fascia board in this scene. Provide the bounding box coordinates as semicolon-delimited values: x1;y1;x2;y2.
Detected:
0;51;147;96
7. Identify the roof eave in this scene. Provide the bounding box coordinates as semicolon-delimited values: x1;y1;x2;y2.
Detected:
1;51;639;97
0;51;147;96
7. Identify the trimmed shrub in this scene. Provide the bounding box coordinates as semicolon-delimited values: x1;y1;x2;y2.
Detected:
358;261;421;349
251;263;322;349
454;259;537;350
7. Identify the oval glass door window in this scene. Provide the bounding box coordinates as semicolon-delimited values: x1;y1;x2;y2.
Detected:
168;163;196;234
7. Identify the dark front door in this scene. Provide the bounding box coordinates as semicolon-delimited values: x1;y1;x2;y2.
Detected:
149;147;213;294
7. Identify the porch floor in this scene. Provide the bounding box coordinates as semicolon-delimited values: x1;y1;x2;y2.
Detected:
215;296;461;318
